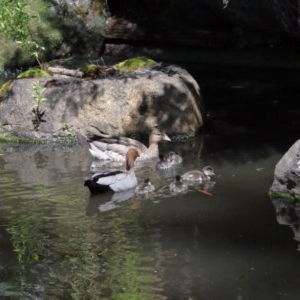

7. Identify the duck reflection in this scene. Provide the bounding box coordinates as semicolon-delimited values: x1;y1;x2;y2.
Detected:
86;188;139;215
272;198;300;250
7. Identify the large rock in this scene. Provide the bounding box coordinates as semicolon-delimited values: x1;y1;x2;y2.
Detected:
270;139;300;200
0;63;205;140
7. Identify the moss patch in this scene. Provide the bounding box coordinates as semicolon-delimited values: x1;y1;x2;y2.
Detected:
0;130;30;143
0;80;13;99
79;64;102;78
17;68;50;79
113;56;157;72
269;190;300;202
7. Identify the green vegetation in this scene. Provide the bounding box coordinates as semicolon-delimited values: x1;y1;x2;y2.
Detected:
0;0;29;42
269;190;300;202
0;80;13;99
114;56;157;72
31;80;47;131
17;67;50;79
0;0;63;68
79;64;102;77
0;128;30;143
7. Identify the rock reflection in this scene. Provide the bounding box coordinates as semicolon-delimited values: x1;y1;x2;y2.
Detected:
272;198;300;250
33;151;49;168
1;145;89;185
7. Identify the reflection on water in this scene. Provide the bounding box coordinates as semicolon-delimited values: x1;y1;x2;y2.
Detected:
1;66;300;299
272;198;300;251
0;135;299;299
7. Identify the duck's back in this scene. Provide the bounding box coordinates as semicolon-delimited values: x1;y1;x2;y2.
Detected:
181;170;204;181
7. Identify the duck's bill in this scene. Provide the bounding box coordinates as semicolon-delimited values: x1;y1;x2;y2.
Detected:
163;132;172;141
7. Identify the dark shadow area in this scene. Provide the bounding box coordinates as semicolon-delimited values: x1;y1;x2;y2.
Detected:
188;64;300;161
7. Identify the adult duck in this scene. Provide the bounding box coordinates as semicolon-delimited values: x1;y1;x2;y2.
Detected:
169;175;188;194
84;148;139;194
181;166;215;183
135;178;155;195
76;127;171;162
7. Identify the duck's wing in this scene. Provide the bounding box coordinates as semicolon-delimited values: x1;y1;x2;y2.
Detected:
181;170;203;180
93;170;137;192
88;133;148;153
92;171;126;185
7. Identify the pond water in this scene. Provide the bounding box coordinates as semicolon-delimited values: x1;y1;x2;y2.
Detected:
1;66;300;299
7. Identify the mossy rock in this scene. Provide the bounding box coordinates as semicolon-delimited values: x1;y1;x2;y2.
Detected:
79;64;101;78
0;80;13;99
113;56;157;72
17;67;50;79
269;190;300;202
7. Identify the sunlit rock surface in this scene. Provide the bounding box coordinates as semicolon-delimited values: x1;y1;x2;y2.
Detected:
270;139;300;200
0;63;204;139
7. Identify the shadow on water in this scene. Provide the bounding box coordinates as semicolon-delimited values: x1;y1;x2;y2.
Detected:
1;65;300;299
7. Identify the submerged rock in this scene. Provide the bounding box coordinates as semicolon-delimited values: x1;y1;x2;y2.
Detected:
0;63;205;141
270;139;300;200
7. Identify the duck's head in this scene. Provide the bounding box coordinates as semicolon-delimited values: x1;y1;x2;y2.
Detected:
175;174;182;182
203;166;215;177
126;148;140;170
158;154;165;161
126;148;140;160
150;128;171;143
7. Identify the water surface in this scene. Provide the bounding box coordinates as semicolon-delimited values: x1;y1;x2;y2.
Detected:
1;66;300;299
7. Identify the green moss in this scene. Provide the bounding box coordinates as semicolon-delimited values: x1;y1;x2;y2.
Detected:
0;80;13;99
0;0;63;69
0;131;30;143
113;56;157;72
79;64;101;77
269;190;300;202
17;67;50;79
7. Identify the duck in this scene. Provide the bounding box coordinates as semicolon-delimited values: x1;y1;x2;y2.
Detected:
156;154;173;170
84;148;139;194
181;166;215;183
169;175;188;194
135;178;155;195
76;127;171;162
167;151;183;165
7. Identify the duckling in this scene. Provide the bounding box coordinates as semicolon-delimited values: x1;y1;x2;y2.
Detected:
181;166;215;183
156;154;172;170
135;178;155;195
167;151;183;165
169;175;188;194
76;127;171;162
84;148;139;194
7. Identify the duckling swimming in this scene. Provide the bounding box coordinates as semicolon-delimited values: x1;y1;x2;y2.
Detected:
156;154;172;170
169;175;188;194
167;151;183;165
181;166;215;183
135;178;155;195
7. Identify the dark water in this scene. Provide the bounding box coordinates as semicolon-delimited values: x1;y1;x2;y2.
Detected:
1;66;300;299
